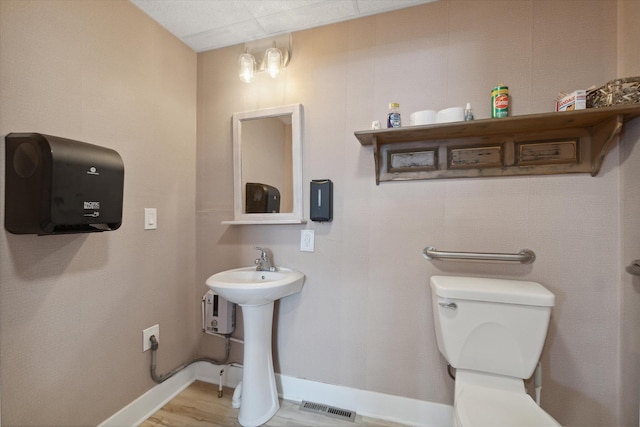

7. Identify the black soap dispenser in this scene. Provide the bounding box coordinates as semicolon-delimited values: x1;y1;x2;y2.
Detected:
310;179;332;222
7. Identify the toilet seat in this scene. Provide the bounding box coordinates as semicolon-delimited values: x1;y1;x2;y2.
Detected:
455;384;561;427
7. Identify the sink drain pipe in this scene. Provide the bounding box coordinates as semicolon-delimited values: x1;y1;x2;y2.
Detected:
149;334;231;387
232;380;242;408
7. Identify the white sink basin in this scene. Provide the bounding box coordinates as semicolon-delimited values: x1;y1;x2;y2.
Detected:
205;265;305;426
206;266;304;306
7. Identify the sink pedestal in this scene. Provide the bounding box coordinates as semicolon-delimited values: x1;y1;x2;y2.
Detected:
205;266;305;426
238;301;279;427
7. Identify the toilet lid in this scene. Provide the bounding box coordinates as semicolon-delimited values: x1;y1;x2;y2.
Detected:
455;385;561;427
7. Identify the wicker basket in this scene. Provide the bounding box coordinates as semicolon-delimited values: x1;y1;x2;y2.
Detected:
587;76;640;108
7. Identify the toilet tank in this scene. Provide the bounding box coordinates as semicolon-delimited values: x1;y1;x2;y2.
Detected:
430;276;555;379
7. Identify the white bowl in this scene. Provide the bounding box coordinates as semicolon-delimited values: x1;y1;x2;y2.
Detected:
436;107;465;123
409;109;437;126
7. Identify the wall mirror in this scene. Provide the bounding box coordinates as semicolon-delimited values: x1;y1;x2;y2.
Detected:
223;104;304;224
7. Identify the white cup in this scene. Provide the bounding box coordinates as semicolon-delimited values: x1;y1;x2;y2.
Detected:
436;107;465;123
409;110;437;126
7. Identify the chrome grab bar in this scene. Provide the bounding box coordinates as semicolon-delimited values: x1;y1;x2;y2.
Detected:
422;246;536;264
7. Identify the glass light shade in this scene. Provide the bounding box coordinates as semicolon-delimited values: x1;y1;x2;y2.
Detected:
265;47;282;78
239;53;255;83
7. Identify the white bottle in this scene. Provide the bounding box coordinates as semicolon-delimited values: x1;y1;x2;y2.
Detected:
464;103;474;121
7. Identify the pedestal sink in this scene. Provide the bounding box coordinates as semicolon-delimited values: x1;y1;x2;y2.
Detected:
206;266;305;427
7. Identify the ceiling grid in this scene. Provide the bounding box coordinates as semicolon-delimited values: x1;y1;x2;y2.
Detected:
130;0;436;52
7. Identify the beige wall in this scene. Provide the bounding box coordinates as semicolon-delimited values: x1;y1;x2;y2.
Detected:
197;1;639;426
0;1;197;425
618;0;640;424
1;0;639;426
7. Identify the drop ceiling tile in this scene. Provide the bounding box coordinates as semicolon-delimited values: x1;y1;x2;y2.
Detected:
256;0;357;35
242;0;329;17
184;20;267;52
131;0;254;37
130;0;439;52
355;0;432;14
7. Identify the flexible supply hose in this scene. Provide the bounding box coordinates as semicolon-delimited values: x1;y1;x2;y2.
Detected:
447;364;456;380
149;334;231;384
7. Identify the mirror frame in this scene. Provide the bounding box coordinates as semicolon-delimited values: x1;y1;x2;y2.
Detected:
224;103;304;224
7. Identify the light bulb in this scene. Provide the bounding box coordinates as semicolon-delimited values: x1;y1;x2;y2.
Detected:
238;53;255;83
265;47;282;78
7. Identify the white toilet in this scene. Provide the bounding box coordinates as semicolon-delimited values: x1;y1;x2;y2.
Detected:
430;275;561;427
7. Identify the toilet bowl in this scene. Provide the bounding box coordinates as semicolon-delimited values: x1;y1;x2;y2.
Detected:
454;382;560;427
430;275;561;427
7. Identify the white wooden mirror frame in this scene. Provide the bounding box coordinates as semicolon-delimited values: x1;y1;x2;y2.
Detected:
223;104;304;225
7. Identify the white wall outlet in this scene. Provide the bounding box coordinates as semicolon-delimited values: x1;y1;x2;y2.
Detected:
142;324;159;352
300;230;315;252
144;208;157;230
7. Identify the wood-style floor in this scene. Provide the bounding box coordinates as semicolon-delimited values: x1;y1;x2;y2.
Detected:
140;380;408;427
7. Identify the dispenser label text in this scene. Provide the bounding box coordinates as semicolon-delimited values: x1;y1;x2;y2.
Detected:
84;201;100;210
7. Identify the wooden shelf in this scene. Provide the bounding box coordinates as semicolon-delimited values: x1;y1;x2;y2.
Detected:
354;104;640;184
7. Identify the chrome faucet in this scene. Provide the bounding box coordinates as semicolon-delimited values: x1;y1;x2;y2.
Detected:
254;247;276;271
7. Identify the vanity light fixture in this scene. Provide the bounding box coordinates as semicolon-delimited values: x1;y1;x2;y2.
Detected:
238;34;291;83
265;43;283;78
238;51;256;83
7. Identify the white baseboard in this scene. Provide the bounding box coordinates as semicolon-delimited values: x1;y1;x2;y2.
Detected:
276;374;453;427
98;366;196;427
99;362;453;427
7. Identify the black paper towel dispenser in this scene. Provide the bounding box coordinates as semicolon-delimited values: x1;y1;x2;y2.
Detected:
245;182;280;213
5;133;124;235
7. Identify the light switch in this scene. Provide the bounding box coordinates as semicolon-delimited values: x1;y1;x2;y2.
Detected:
144;208;157;230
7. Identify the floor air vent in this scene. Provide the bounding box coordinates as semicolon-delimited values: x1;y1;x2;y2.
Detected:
299;400;356;422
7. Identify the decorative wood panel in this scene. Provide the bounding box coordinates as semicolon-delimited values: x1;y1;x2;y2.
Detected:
448;144;503;169
515;139;578;166
387;147;438;173
354;104;640;184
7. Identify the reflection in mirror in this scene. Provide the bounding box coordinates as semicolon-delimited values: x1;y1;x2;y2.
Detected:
241;116;291;213
245;183;280;213
224;104;304;224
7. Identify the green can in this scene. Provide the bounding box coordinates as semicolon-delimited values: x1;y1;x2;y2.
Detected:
491;84;509;118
